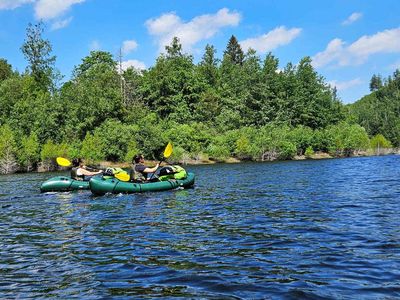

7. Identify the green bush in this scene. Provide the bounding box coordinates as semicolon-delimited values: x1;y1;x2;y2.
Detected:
370;134;392;149
81;132;104;163
207;144;230;161
0;124;18;174
94;120;138;162
18;133;40;171
40;140;69;170
277;141;297;160
305;146;314;158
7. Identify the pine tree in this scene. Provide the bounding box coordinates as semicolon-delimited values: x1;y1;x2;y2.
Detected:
224;35;244;65
369;74;383;91
165;37;183;58
199;44;219;86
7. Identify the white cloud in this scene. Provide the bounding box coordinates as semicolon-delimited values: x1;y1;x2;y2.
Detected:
240;26;302;54
328;78;363;91
312;38;345;68
121;40;138;55
312;28;400;68
34;0;85;20
145;8;241;52
0;0;34;10
120;60;146;71
50;17;72;30
89;40;101;51
342;12;363;26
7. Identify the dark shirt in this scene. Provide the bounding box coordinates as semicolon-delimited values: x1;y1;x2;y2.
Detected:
135;164;147;176
130;163;147;182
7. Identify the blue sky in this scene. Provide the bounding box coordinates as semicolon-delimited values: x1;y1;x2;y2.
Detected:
0;0;399;104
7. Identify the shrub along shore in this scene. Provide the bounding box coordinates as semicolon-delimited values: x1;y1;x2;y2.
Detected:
37;147;399;174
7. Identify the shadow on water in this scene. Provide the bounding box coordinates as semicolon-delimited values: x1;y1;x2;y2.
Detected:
1;155;400;298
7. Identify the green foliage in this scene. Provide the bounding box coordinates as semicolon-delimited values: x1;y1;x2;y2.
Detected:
277;141;297;160
133;113;165;159
168;145;189;163
350;69;400;146
324;123;370;156
61;51;124;140
224;35;244;65
1;27;392;172
0;124;18;174
0;58;13;82
0;124;17;158
206;144;230;162
18;133;40;171
370;134;392;149
73;51;117;78
287;126;315;155
40;140;69;171
80;132;104;163
305;146;314;158
140;38;202;123
124;140;139;163
21;22;56;90
93;120;138;162
163;122;211;157
369;74;383;91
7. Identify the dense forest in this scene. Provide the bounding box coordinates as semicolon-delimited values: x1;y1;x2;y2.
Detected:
0;23;398;174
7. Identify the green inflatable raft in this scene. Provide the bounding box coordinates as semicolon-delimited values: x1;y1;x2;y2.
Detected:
40;176;90;192
89;172;195;195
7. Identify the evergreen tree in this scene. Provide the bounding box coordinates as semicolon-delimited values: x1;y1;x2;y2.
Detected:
140;37;200;122
165;37;183;58
369;74;383;91
224;35;244;65
0;58;13;82
241;48;263;126
261;53;281;123
198;44;219;86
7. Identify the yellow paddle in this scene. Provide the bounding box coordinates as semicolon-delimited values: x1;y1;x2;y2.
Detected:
164;142;173;158
114;172;130;182
56;157;72;167
149;142;173;181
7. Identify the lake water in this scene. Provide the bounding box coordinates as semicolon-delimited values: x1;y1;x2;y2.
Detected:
1;155;400;299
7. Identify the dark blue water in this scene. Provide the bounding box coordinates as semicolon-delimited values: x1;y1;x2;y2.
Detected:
1;155;400;299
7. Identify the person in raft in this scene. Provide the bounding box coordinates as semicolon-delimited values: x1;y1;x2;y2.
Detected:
130;154;160;182
71;158;102;181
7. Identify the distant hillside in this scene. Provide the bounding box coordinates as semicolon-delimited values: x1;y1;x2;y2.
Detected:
349;70;400;146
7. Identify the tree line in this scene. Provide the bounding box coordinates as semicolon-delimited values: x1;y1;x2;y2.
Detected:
0;23;396;174
349;70;400;147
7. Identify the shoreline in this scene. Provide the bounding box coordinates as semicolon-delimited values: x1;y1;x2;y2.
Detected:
1;148;392;174
84;148;399;171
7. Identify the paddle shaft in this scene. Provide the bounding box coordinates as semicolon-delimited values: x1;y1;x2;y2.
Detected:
148;160;162;181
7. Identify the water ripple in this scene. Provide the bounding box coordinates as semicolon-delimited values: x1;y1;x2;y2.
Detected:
1;156;400;298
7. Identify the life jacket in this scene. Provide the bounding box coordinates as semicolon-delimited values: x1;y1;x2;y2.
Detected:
131;163;146;182
71;167;84;181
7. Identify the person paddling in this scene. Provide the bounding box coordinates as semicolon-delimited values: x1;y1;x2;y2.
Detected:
71;158;102;181
130;154;159;182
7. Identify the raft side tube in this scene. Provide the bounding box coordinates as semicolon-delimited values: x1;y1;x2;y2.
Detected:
89;172;195;195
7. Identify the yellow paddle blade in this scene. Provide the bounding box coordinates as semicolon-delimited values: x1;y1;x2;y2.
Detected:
56;157;71;167
115;172;130;182
164;142;173;158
